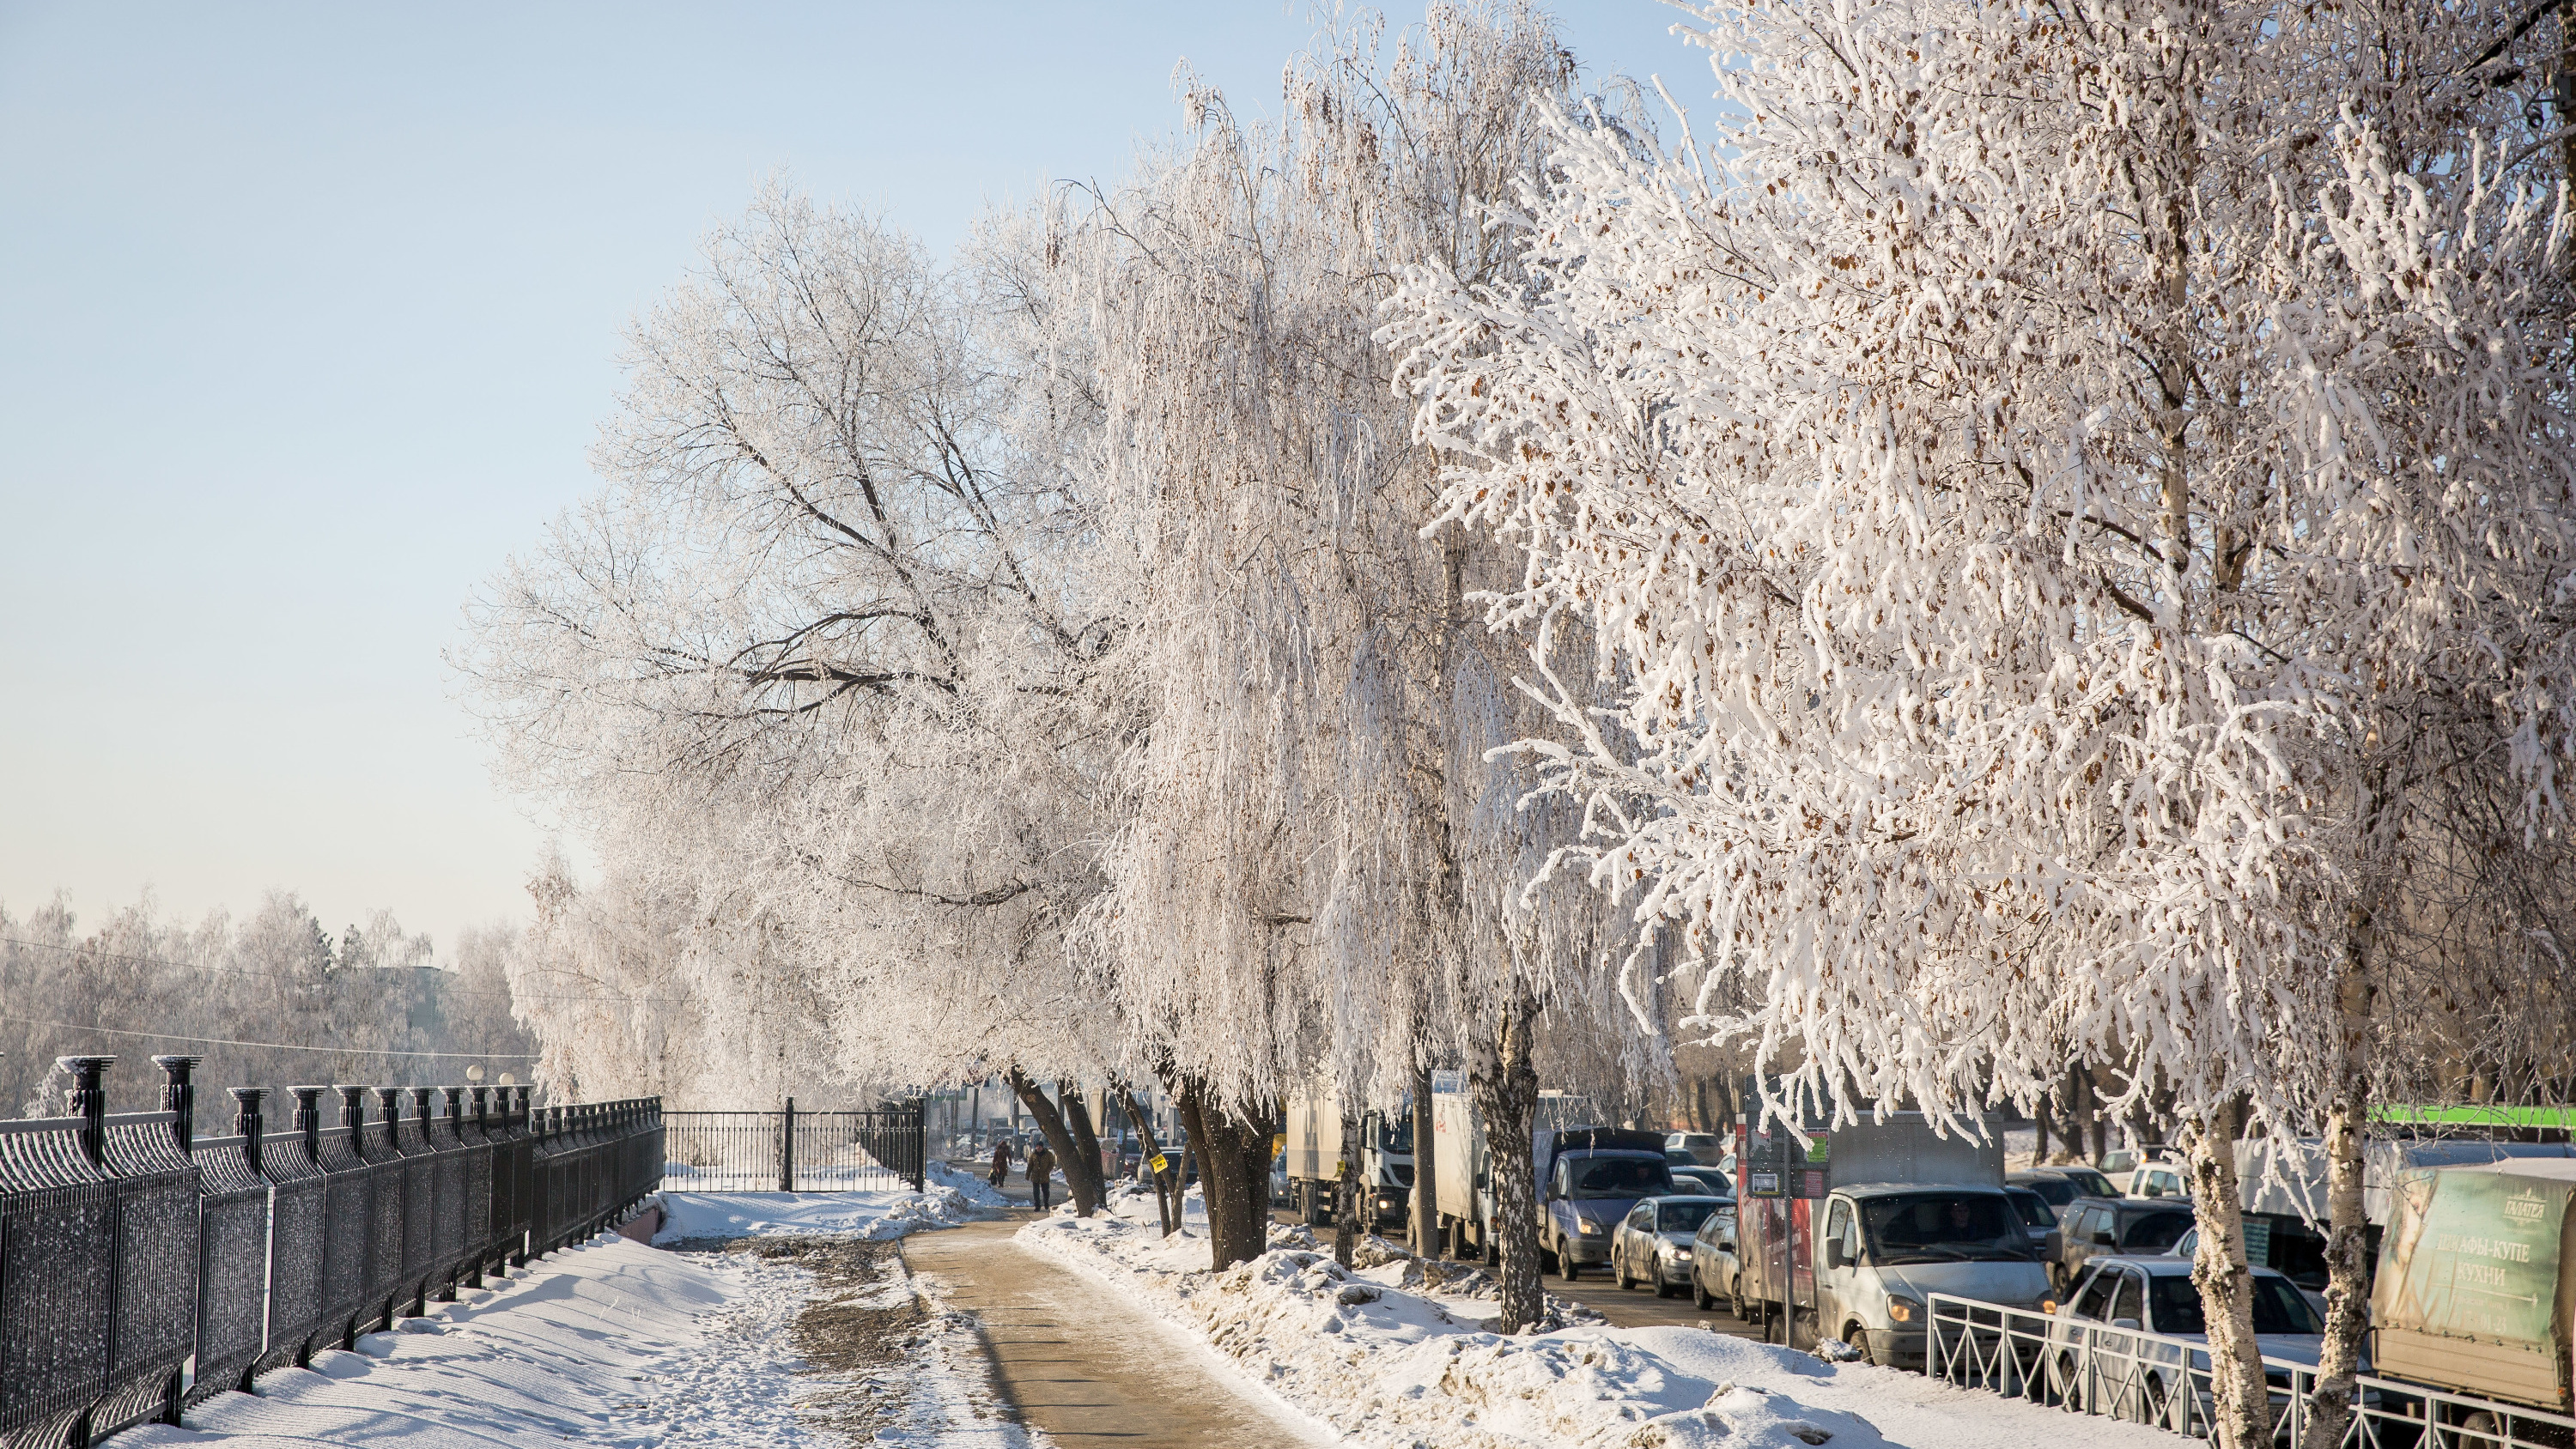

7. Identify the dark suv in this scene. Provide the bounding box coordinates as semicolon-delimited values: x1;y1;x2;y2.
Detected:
2052;1196;2193;1295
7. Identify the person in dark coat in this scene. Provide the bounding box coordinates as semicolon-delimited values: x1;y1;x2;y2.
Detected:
988;1137;1013;1189
1026;1143;1058;1211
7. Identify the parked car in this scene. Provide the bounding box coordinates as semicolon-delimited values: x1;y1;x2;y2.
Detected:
2048;1255;2356;1432
2010;1165;2123;1213
1270;1150;1293;1208
2055;1197;2196;1295
2168;1215;2337;1320
2129;1157;2189;1201
1666;1131;1726;1166
2004;1185;2064;1264
1691;1200;1747;1316
1544;1136;1678;1280
1668;1164;1731;1198
1611;1194;1728;1297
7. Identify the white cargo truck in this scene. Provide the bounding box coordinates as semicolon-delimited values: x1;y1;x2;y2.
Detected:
1734;1109;2052;1367
1429;1075;1636;1262
1284;1095;1415;1228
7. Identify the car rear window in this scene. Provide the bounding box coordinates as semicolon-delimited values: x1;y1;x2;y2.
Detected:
2017;1177;2075;1206
2123;1211;2193;1252
1660;1202;1718;1233
2005;1190;2056;1228
2149;1274;2318;1335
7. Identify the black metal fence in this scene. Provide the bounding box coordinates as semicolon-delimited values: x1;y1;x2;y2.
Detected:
0;1054;663;1449
660;1100;927;1192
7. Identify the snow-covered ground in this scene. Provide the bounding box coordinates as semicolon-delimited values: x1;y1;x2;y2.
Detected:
1020;1192;2177;1449
654;1161;1011;1245
118;1177;1027;1449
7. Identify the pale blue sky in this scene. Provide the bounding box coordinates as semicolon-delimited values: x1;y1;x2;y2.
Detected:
0;2;1708;960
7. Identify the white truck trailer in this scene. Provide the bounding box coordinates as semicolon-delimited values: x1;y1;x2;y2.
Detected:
1429;1075;1625;1261
1284;1094;1415;1228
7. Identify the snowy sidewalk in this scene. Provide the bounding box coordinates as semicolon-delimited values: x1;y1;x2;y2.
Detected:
907;1217;1335;1448
112;1177;1025;1449
117;1235;825;1449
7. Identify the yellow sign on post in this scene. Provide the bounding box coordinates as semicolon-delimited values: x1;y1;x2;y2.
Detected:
1149;1152;1170;1175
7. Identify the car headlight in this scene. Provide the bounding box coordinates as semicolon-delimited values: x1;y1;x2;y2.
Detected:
1578;1219;1602;1234
1886;1294;1923;1325
1672;1247;1692;1261
2040;1298;2058;1316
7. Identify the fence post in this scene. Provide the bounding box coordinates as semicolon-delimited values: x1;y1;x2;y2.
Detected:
781;1097;796;1192
912;1098;927;1191
153;1054;203;1153
234;1088;264;1176
61;1053;114;1167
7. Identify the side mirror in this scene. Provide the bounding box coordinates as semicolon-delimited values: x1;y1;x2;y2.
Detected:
2093;1230;2117;1246
1825;1240;1849;1270
2110;1317;2141;1331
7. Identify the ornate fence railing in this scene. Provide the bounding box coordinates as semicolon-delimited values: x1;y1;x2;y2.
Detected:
1928;1292;2576;1448
0;1054;663;1449
659;1100;927;1193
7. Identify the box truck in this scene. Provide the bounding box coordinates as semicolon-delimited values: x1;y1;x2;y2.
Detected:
1733;1110;2051;1367
1428;1075;1674;1269
1283;1095;1414;1228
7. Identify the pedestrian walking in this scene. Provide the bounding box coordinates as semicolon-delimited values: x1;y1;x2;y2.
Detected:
1027;1143;1058;1211
988;1137;1012;1190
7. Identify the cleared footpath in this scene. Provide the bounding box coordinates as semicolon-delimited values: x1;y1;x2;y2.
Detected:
905;1216;1339;1448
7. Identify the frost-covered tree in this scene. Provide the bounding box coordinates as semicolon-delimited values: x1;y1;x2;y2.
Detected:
1055;3;1649;1305
0;890;535;1113
461;185;1134;1211
1388;0;2576;1429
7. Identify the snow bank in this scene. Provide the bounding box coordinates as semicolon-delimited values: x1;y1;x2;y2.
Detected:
655;1173;1000;1245
1020;1206;2174;1449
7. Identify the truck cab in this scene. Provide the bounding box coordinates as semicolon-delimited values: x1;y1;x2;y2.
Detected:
1812;1183;2053;1368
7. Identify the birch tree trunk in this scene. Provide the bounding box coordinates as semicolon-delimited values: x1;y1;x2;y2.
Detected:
2301;904;2379;1448
1411;1061;1437;1259
1004;1066;1091;1216
1060;1083;1107;1218
1116;1087;1175;1236
1472;985;1545;1331
1334;1106;1361;1267
2186;1100;2273;1448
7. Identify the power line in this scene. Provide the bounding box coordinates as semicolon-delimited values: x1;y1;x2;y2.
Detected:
0;1016;540;1060
0;935;666;1009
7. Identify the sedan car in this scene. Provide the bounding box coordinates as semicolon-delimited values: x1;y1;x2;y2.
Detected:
2056;1197;2195;1295
2009;1166;2124;1214
1666;1131;1726;1166
1611;1194;1728;1297
1689;1200;1747;1316
2048;1255;2362;1434
2004;1185;2064;1264
1668;1164;1731;1198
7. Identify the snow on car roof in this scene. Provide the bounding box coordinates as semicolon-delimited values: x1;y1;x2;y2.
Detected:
1833;1181;2009;1197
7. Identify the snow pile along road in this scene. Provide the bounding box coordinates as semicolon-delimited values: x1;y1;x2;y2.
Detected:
1020;1208;2176;1449
654;1162;1006;1246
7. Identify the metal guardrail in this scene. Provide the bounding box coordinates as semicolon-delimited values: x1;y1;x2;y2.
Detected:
659;1101;927;1193
1928;1292;2576;1448
0;1055;663;1449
